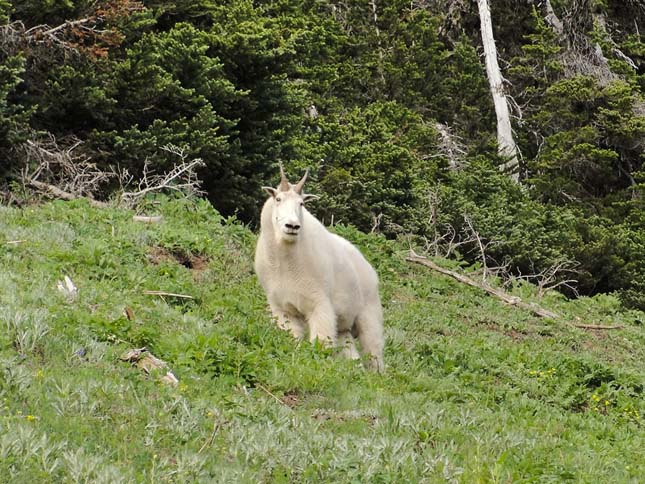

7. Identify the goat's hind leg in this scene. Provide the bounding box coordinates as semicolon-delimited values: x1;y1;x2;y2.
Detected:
355;305;385;372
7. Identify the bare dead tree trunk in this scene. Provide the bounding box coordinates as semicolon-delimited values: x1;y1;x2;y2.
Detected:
477;0;520;182
543;0;564;36
369;0;386;86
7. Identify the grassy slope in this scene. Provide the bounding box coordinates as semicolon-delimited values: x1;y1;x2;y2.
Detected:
0;197;643;483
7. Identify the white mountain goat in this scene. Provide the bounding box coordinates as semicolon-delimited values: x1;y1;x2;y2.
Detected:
254;165;385;372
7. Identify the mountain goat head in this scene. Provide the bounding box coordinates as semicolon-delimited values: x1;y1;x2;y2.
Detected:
261;163;319;243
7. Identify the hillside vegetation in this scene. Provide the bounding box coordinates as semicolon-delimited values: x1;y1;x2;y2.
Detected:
1;0;645;308
1;198;643;482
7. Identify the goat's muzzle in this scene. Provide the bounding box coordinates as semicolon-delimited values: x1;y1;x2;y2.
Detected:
283;222;301;236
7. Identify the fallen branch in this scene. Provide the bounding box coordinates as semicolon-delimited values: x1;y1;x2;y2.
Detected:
573;323;624;330
132;215;163;223
198;416;222;454
27;179;108;208
143;290;194;299
6;240;25;245
256;383;293;410
118;145;205;208
406;251;560;319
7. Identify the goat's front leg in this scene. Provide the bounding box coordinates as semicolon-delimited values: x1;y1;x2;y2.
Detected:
308;302;336;346
337;330;360;360
270;305;306;340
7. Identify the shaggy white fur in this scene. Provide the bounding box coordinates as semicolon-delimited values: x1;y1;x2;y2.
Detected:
254;167;385;372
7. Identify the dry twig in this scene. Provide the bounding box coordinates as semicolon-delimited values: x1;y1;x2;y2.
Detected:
573;323;624;330
511;258;580;298
198;416;222;454
143;290;194;299
117;145;205;208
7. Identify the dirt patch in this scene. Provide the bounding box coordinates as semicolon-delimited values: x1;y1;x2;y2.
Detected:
474;318;531;341
506;328;529;341
281;391;300;409
148;246;209;272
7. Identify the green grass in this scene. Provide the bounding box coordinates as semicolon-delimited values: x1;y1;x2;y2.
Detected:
1;197;643;483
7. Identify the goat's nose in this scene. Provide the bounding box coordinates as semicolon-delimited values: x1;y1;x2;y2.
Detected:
285;223;300;231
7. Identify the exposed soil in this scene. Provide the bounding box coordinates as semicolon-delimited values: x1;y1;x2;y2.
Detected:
148;246;209;273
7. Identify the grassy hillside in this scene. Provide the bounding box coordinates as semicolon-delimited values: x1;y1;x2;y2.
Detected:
0;197;643;483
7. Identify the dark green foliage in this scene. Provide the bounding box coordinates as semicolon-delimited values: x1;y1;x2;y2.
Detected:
290;101;441;235
0;1;10;24
2;0;645;307
436;159;645;305
0;54;31;174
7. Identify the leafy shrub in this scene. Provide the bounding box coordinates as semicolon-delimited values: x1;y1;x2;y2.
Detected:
289;101;442;236
434;160;645;308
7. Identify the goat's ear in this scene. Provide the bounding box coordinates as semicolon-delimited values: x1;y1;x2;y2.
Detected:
262;186;278;198
302;193;320;203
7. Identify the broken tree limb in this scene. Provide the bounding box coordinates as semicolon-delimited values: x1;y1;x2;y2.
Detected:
27;179;108;208
406;251;560;319
132;215;163;223
573;323;624;330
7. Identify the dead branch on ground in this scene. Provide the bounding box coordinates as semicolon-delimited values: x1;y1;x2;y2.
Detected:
143;290;194;300
117;145;205;208
573;323;624;330
20;136;205;209
132;215;163;223
510;258;581;298
21;135;112;207
406;250;561;319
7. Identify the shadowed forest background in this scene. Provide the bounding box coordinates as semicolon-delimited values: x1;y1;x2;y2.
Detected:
1;0;644;308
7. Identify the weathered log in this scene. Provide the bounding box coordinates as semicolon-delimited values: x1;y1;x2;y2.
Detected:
406;251;560;319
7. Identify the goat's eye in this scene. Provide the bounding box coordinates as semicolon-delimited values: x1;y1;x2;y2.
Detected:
276;197;282;202
300;201;305;206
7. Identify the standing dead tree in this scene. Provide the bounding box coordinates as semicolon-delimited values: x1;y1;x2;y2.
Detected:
435;122;467;170
477;0;520;182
